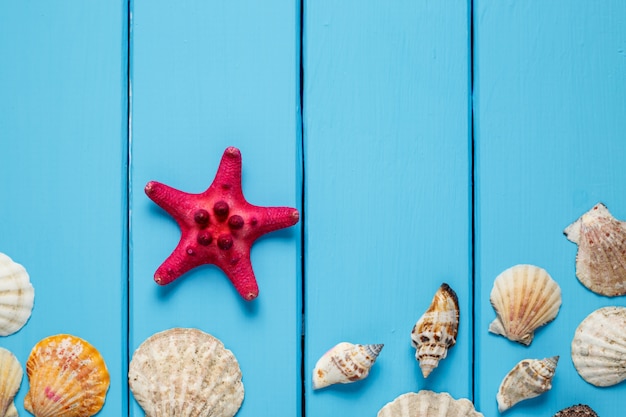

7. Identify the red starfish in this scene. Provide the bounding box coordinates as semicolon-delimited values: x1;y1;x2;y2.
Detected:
145;146;299;301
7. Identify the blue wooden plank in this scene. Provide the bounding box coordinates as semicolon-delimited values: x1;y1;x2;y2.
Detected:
0;1;128;416
474;1;626;416
130;2;301;416
303;1;471;415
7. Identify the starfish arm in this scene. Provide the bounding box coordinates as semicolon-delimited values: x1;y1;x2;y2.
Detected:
220;251;259;301
206;146;244;200
145;181;198;218
246;206;300;240
154;239;207;285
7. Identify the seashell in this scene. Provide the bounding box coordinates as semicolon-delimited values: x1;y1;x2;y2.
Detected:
489;264;561;345
377;390;484;417
571;306;626;387
496;356;558;412
128;328;244;417
0;252;35;336
564;203;626;296
0;347;23;417
24;334;110;417
552;404;598;417
312;342;383;389
411;283;459;377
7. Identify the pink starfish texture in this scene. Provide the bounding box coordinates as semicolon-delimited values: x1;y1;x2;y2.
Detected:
145;146;299;301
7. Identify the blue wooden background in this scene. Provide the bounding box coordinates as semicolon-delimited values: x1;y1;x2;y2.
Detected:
1;1;625;417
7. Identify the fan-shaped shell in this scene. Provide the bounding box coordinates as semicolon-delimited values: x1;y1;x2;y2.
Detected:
0;253;35;336
128;328;244;417
411;283;459;378
564;203;626;296
377;390;484;417
496;356;558;412
0;348;22;417
312;342;383;389
552;404;598;417
489;264;561;345
24;334;110;417
571;306;626;387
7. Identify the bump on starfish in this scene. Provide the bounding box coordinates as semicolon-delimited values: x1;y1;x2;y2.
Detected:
145;146;299;301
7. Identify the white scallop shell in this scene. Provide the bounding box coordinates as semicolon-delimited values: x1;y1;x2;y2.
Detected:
312;342;383;389
128;328;244;417
496;356;558;412
564;203;626;296
0;348;22;417
0;253;35;336
411;283;459;378
377;390;484;417
489;264;561;345
571;306;626;387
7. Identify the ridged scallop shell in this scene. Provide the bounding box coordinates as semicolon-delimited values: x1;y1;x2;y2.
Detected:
411;283;459;378
571;306;626;387
128;328;244;417
0;253;35;336
377;390;484;417
496;356;559;412
0;348;22;417
489;264;561;345
312;342;383;389
24;334;110;417
564;203;626;296
552;404;598;417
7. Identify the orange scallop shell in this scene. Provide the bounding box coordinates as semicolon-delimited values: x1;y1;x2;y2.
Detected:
24;334;110;417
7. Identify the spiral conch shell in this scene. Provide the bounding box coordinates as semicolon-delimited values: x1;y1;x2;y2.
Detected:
24;334;110;417
571;306;626;387
496;356;559;412
312;342;383;389
411;283;459;378
377;390;484;417
0;252;35;336
564;203;626;296
0;347;23;417
489;264;561;345
128;328;244;417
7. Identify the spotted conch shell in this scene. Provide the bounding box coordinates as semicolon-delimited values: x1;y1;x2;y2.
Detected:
552;404;598;417
0;252;35;336
312;342;383;389
411;283;459;377
571;306;626;387
0;347;23;417
564;203;626;296
496;356;559;412
128;328;244;417
24;334;110;417
489;264;561;345
377;390;484;417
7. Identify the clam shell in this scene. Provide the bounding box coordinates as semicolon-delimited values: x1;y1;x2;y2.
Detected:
571;306;626;387
312;342;383;389
0;348;22;417
128;328;244;417
489;264;561;345
411;283;459;378
496;356;559;412
0;253;35;336
377;390;484;417
24;334;110;417
564;203;626;296
552;404;598;417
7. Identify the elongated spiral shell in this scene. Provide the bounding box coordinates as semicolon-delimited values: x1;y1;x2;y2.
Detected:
312;342;383;389
0;348;22;417
571;306;626;387
489;264;561;345
564;203;626;296
496;356;559;412
0;253;34;336
377;390;484;417
24;334;110;417
128;328;244;417
411;283;459;378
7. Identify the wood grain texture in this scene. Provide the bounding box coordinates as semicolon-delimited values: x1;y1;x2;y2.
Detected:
303;0;471;415
0;1;128;416
474;1;626;416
